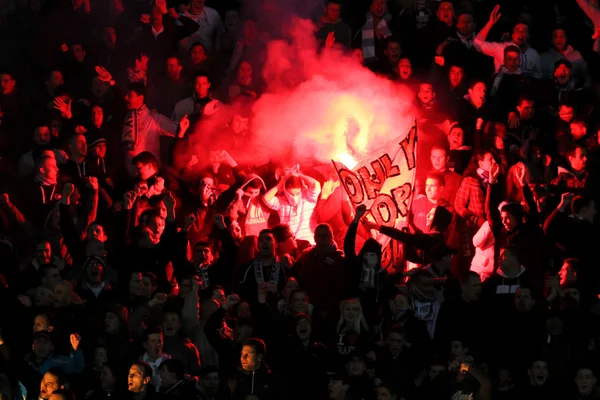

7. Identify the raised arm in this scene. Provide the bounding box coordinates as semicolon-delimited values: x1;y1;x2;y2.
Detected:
473;5;505;57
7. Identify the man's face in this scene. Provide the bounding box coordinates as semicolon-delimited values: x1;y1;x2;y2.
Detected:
385;42;401;65
468;82;486;106
462;275;482;301
163;313;181;336
190;0;205;13
34;337;54;359
417;84;435;104
568;147;587;171
295;317;311;341
33;126;51;146
559;105;574;122
430;148;448;172
166;58;182;80
504;51;521;72
397;58;412;80
559;262;577;285
48;71;64;89
40;372;61;399
240;345;259;371
529;361;549;386
71;44;86;63
85;260;104;283
43;268;61;289
448;127;464;149
387;332;405;356
575;369;596;395
102;27;117;49
52;282;70;308
314;226;333;249
555;63;571;85
457;13;474;37
566;287;581;303
501;210;519;231
425;178;443;202
437;2;454;26
41;157;59;182
92;142;107;158
515;288;534;312
194;245;213;265
450;340;467;359
36;242;52;264
370;0;385;18
478;152;495;172
258;232;275;256
190;45;207;65
88;224;107;243
212;288;226;304
517;100;534;119
91;106;103;127
144;333;163;358
512;23;529;46
231;114;249;135
125;90;144;110
203;372;220;395
346;356;366;377
135;162;155;180
0;73;16;95
228;221;243;241
128;365;148;393
70;134;87;158
326;2;341;22
552;29;567;51
237;62;253;86
194;76;211;98
242;19;258;42
570;122;586;139
33;315;50;332
129;272;144;296
449;66;463;88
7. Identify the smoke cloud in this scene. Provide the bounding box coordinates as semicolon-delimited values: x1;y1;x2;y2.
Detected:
251;17;415;168
178;3;416;173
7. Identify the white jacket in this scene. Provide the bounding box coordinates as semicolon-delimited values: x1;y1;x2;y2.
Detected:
470;220;495;281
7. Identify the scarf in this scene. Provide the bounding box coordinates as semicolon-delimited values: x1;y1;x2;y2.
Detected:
362;12;392;61
122;104;151;151
477;168;490;191
491;66;522;96
457;32;474;49
196;264;210;289
252;258;281;288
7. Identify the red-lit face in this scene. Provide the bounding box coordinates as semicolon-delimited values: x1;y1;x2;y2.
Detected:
326;2;341;22
190;45;207;65
194;76;211;98
237;62;253;86
512;23;529;47
449;66;463;88
0;73;16;95
552;29;567;51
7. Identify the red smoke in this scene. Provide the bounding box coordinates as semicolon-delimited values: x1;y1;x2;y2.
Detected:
251;17;416;168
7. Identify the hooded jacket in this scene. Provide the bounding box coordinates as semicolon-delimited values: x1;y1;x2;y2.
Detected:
227;174;272;237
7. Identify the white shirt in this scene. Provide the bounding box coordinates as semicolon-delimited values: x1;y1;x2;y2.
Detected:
178;6;224;55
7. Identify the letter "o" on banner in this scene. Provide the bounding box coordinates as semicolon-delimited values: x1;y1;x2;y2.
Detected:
339;169;364;204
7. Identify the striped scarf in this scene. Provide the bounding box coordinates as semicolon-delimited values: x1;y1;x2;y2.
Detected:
361;12;392;61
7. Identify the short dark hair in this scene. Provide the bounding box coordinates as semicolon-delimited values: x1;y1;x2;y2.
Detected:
132;361;153;379
131;151;159;170
189;42;207;54
504;45;520;57
386;323;406;338
565;143;585;160
142;326;163;343
193;71;210;82
243;338;266;357
517;93;535;106
426;171;446;187
159;359;185;381
39;263;60;280
468;79;485;90
200;365;219;378
460;271;480;285
166;54;182;65
51;389;76;400
431;143;449;155
46;366;68;387
128;81;147;98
